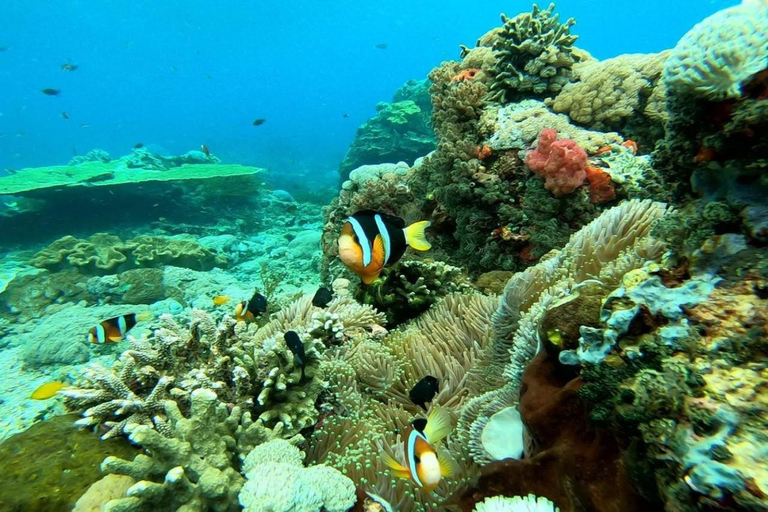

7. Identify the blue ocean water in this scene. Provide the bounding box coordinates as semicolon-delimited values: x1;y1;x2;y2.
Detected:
0;0;738;191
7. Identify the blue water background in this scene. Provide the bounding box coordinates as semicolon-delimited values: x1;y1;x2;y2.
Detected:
0;0;738;191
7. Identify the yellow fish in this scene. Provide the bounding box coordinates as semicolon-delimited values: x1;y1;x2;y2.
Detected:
30;381;67;400
213;295;231;306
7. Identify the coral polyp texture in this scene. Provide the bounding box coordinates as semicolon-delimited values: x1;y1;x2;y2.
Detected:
486;3;579;102
663;0;768;99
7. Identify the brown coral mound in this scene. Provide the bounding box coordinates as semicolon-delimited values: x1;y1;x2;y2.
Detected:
454;350;658;512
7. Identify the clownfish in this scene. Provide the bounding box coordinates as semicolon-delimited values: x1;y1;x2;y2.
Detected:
338;210;431;284
381;406;459;492
234;291;267;321
87;311;151;344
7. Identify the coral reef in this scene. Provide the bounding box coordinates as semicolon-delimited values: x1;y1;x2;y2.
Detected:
30;232;228;275
339;79;435;182
570;262;768;510
60;294;385;510
485;3;580;102
239;440;356;512
663;1;768;100
548;52;669;146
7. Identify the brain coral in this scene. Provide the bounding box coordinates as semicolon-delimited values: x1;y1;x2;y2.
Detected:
663;0;768;99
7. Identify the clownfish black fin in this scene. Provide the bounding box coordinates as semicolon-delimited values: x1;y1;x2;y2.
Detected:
424;406;452;446
404;221;431;251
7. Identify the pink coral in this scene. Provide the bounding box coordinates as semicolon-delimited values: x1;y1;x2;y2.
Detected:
525;128;588;197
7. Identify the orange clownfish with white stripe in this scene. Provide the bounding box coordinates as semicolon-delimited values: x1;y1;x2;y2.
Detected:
381;406;459;493
338;210;431;284
86;311;152;344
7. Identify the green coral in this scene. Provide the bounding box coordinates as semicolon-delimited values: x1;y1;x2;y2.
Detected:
384;100;422;125
651;200;741;255
487;2;579;102
30;233;227;275
0;414;141;512
356;259;471;325
338;79;435;182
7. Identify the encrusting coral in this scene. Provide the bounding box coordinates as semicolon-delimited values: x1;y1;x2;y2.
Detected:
30;232;227;275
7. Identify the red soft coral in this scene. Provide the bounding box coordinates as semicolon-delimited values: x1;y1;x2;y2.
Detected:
525;128;587;197
585;165;616;204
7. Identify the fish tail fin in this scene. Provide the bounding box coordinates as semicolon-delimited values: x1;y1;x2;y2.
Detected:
136;311;153;322
424;406;453;446
436;445;460;479
361;271;381;285
404;221;432;251
380;449;411;480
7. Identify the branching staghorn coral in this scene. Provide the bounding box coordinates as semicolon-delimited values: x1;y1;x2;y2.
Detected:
100;388;243;512
63;292;388;510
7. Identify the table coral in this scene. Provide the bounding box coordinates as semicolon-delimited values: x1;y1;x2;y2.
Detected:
525;128;588;197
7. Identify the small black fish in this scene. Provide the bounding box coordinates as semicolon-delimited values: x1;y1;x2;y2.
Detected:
61;111;70;120
342;113;349;118
312;287;333;308
249;292;267;314
284;330;306;379
41;88;60;96
252;118;266;126
133;142;144;149
409;375;439;410
375;42;388;50
234;291;268;321
61;63;78;72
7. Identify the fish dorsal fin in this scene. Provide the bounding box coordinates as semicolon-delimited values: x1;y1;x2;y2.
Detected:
404;221;432;251
424;406;452;446
436;445;460;478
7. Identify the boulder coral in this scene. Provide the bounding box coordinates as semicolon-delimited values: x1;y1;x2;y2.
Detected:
548;52;670;145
